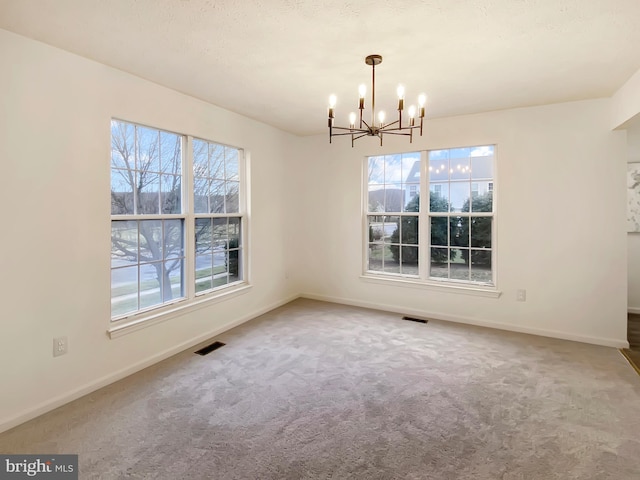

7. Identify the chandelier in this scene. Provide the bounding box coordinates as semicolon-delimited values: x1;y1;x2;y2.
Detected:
327;54;426;147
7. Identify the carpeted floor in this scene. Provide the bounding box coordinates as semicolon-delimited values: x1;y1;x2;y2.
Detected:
2;299;640;479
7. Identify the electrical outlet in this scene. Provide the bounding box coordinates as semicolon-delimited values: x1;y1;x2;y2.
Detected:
53;336;68;357
516;289;527;302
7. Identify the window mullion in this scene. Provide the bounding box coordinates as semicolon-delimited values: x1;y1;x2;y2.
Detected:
419;150;428;280
184;135;196;301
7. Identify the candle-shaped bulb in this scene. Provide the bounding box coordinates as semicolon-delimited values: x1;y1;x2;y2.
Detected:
418;93;427;107
349;112;356;128
397;85;405;99
329;94;337;108
378;110;386;126
358;84;366;98
408;105;416;118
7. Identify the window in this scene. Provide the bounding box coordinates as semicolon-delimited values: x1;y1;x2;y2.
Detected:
110;120;246;321
366;153;421;276
364;145;495;287
193;140;243;293
429;146;494;284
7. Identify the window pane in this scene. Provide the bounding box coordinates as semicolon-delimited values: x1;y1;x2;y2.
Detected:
383;216;399;243
402;153;420;184
384;154;402;183
450;158;470;181
137;127;160;173
368;244;383;271
472;155;493;180
404;184;420;212
450;147;473;159
450;216;469;247
160;131;181;175
385;184;403;212
430;247;448;278
383;245;400;274
368;216;384;242
164;219;183;260
213;250;229;287
196;276;213;293
226;181;240;213
213;217;228;245
111;121;134;170
228;217;241;248
196;254;213;293
368;185;385;212
210;144;225;179
195;218;212;254
226;148;239;181
471;190;493;213
400;246;419;275
139;263;162;309
213;248;228;274
450;249;469;281
368;156;385;184
139;220;163;263
194;178;209;213
167;259;184;300
401;216;418;245
229;249;241;281
471;217;492;248
210;180;225;213
449;182;470;212
430;217;448;247
429;155;449;182
137;171;160;214
111;169;134;214
111;266;138;317
471;250;492;283
111;221;139;267
193;139;209;177
161;174;181;214
429;184;449;212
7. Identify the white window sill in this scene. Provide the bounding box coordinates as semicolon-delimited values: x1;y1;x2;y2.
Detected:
360;274;501;298
108;283;252;339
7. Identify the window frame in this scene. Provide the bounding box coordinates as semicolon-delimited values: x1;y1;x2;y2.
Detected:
110;119;249;330
362;147;499;296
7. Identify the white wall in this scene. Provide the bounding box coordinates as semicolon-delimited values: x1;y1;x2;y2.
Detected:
611;67;640;130
0;29;298;432
295;100;629;347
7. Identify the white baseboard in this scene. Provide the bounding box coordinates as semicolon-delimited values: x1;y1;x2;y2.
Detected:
301;293;630;349
628;307;640;315
0;294;299;434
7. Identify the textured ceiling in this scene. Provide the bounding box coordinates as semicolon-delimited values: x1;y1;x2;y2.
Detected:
1;0;640;136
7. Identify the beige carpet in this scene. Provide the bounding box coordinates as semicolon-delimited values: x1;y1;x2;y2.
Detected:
2;299;639;479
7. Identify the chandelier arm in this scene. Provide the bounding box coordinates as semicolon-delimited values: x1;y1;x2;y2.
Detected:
379;124;421;132
330;130;369;137
331;126;369;134
376;131;414;136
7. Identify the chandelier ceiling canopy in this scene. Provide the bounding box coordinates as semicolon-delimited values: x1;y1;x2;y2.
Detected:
327;55;426;147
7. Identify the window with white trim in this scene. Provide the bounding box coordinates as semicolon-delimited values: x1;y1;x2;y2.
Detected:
365;146;495;287
110;120;246;320
193;139;243;293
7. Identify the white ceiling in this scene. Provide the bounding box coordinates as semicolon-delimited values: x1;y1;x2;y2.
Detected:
1;0;639;136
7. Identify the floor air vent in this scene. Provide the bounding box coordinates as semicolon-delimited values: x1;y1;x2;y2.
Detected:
195;341;226;356
402;316;428;324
